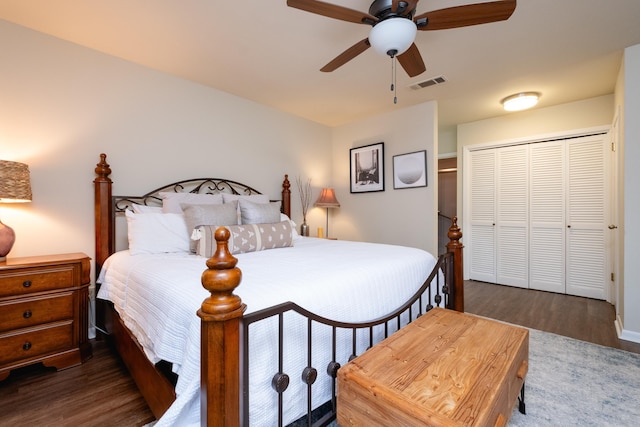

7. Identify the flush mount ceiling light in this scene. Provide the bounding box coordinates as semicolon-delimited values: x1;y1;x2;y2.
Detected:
368;17;417;58
501;92;541;112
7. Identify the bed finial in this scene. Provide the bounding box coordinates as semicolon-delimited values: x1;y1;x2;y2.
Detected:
198;226;245;426
282;174;291;217
95;153;111;179
200;227;245;316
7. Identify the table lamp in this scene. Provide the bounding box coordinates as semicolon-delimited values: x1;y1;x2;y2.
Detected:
314;188;340;239
0;160;32;260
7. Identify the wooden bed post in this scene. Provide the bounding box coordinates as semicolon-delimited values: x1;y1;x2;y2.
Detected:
282;174;291;218
446;216;464;312
94;153;114;281
198;227;246;427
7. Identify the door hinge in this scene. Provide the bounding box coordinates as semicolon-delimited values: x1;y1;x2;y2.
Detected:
611;272;615;281
611;142;616;152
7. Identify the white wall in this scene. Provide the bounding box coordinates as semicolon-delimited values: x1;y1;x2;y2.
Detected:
331;102;438;254
621;44;640;341
0;20;331;271
0;19;441;284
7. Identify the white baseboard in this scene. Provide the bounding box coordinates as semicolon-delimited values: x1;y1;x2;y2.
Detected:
616;314;640;344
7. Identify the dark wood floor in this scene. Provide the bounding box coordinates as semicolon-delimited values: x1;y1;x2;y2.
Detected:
464;280;640;354
2;281;639;425
0;340;154;426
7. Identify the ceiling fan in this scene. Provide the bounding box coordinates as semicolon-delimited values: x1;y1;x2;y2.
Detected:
286;0;517;78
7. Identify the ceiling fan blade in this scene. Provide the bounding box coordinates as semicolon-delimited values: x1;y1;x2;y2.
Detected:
321;39;371;72
414;0;516;31
287;0;378;25
397;43;426;77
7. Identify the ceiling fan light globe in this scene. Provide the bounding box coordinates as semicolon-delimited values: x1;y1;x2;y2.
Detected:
369;18;417;58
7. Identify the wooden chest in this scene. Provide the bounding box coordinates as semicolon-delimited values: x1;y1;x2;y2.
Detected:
337;308;528;427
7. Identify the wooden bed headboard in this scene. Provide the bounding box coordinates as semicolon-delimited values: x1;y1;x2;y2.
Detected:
93;153;291;280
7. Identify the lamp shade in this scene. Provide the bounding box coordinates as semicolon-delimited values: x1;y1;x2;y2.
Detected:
0;160;32;203
314;188;340;208
369;17;417;57
0;160;32;259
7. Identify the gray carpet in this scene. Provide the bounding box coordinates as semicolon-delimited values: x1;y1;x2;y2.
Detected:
508;328;640;426
332;327;640;426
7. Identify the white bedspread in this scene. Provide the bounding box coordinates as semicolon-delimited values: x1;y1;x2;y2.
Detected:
97;236;439;426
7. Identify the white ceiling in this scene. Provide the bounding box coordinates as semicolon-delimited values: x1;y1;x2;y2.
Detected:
1;0;640;129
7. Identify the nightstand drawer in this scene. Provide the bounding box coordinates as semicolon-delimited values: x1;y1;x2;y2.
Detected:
0;292;74;333
0;266;75;297
0;321;74;366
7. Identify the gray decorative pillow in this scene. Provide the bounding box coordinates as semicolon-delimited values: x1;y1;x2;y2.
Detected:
196;221;293;257
181;201;238;252
239;199;281;224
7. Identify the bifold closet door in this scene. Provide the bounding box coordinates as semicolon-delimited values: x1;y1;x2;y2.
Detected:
469;149;496;283
529;140;566;293
496;145;529;288
565;135;608;299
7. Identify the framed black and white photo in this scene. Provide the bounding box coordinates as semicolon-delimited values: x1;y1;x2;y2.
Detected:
350;142;385;193
393;150;427;189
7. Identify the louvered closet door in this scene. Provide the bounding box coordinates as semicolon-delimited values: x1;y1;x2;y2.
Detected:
469;150;496;283
529;141;566;293
496;145;529;288
566;135;608;299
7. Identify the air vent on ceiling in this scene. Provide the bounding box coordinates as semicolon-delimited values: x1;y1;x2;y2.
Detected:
409;75;447;90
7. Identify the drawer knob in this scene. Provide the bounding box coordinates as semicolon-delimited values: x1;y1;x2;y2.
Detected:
22;280;32;288
23;342;32;351
23;310;32;319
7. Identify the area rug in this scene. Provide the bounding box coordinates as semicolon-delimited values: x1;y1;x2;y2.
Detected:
508;328;640;426
330;327;640;426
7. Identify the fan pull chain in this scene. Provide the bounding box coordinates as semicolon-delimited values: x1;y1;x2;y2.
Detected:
390;56;398;104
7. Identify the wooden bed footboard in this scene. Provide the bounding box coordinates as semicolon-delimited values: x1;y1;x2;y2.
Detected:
93;153;464;426
199;223;464;426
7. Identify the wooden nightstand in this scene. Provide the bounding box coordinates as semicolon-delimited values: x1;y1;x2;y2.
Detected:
0;253;92;381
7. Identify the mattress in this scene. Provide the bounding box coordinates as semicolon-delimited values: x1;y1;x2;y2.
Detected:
97;236;439;426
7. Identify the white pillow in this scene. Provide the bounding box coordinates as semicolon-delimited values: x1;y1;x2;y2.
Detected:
221;193;270;205
160;192;223;214
125;210;190;255
132;204;163;214
281;213;300;238
239;199;281;224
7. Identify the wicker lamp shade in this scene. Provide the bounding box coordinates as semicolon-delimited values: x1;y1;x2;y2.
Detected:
0;160;32;202
0;160;32;260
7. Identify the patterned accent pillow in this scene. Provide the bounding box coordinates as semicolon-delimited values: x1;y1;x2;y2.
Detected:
196;220;293;257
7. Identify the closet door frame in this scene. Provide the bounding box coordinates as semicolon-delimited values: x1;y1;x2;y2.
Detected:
462;126;611;284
